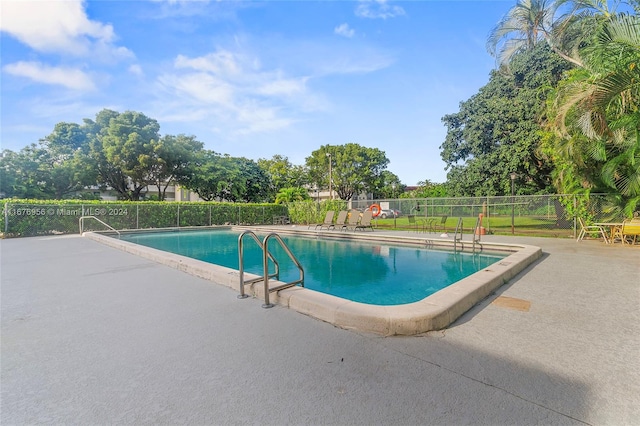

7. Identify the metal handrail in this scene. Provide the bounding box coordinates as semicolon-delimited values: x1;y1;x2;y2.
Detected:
238;230;280;299
453;217;483;253
453;217;464;251
472;216;483;252
79;216;120;238
261;233;304;308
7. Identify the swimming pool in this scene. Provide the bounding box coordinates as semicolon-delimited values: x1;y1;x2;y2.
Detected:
120;229;505;306
85;226;542;335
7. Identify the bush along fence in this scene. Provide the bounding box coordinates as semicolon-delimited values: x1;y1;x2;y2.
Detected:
1;200;288;237
285;199;349;226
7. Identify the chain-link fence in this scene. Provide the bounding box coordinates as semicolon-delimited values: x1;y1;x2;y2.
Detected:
1;202;288;237
0;194;616;238
350;194;613;238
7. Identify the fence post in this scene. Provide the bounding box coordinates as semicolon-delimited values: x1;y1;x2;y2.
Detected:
573;194;578;238
177;204;180;228
136;204;139;229
4;203;8;235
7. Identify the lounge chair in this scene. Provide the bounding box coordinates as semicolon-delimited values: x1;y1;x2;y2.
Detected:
311;210;335;230
355;210;374;231
331;210;348;230
343;210;361;231
577;217;609;243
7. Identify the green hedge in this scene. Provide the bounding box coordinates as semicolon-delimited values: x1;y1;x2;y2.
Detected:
0;199;288;237
285;199;349;225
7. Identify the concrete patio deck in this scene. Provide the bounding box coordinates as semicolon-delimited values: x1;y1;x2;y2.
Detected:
1;232;638;424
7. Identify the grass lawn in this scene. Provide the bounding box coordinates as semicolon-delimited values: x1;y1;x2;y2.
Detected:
373;215;573;238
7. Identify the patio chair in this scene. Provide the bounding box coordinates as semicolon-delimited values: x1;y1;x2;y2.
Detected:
311;210;335;230
343;210;361;231
434;215;448;233
577;217;609;244
355;210;374;231
330;210;348;230
407;215;426;233
620;218;640;245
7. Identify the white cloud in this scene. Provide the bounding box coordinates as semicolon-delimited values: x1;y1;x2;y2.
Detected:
356;0;406;19
257;77;307;97
156;49;317;136
129;64;144;76
3;61;96;91
334;23;355;38
160;72;235;105
175;51;243;77
0;0;133;60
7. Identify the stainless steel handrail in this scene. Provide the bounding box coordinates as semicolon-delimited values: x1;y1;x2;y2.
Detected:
453;217;482;253
238;230;280;299
453;217;464;251
79;216;120;238
471;216;483;252
261;233;304;308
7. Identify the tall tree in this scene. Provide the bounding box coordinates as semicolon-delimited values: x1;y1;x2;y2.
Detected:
85;109;135;200
257;155;308;201
306;144;389;201
372;170;404;199
84;109;200;201
180;152;272;202
149;134;203;201
441;43;572;196
486;0;617;68
0;146;50;199
222;157;267;202
488;0;561;66
100;110;161;200
180;151;228;201
40;122;97;199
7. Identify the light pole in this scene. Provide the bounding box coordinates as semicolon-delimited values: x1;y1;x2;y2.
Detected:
326;152;332;200
510;172;516;235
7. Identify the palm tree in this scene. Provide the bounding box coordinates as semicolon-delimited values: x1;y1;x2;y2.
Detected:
487;0;620;68
488;0;585;67
550;11;640;215
274;187;310;204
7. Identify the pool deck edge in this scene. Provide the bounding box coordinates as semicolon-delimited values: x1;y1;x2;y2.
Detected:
83;229;542;336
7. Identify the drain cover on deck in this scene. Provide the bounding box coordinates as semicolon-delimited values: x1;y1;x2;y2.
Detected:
491;296;531;312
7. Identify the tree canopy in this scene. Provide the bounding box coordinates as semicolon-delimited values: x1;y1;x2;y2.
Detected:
441;43;572;196
443;0;639;217
305;143;390;201
257;155;309;200
1;109;274;202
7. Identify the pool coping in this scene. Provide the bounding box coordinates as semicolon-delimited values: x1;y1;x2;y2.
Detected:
83;226;542;336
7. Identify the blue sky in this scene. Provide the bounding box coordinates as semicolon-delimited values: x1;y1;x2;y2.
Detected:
1;0;513;185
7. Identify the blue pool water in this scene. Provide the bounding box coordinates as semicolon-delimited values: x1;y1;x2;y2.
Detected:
121;230;505;306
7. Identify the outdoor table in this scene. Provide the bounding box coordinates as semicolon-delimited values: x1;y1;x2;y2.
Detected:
594;222;623;243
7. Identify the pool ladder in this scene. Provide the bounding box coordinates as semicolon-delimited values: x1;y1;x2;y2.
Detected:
237;231;304;308
79;216;120;238
453;217;483;252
